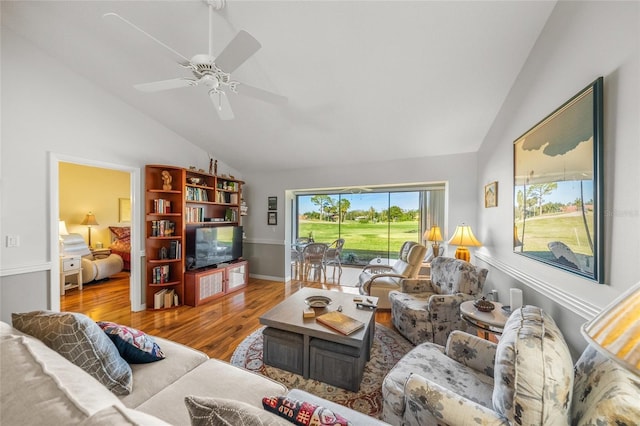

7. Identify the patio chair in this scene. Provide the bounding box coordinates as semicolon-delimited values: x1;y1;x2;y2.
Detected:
358;241;427;309
323;238;345;281
302;243;327;282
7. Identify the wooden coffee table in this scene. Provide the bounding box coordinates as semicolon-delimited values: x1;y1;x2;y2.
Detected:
259;288;377;391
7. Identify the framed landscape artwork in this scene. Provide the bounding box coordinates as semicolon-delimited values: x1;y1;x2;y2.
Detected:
513;77;603;283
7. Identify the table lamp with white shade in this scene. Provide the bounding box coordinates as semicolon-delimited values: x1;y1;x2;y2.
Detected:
58;220;69;253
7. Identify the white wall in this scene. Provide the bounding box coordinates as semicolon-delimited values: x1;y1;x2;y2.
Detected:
0;28;238;321
476;1;639;356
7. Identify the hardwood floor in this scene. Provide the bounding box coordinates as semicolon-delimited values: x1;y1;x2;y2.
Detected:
61;268;392;361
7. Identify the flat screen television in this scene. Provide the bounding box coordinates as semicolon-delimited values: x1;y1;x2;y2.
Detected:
185;225;243;270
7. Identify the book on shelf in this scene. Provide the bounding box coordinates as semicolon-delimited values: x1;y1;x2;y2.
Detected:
164;289;175;308
316;311;365;335
154;289;168;309
152;265;170;283
153;199;171;213
151;220;175;237
168;240;181;259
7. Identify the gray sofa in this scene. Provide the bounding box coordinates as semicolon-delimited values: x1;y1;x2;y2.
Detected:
1;317;388;425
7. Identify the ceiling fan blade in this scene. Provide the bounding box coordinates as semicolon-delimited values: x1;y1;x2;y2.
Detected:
103;12;191;65
235;83;288;105
214;30;261;73
134;78;197;92
209;90;234;120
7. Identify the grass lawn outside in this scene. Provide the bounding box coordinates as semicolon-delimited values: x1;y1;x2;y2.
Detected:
299;220;421;264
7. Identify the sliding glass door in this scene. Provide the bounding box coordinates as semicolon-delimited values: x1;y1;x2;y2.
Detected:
296;187;444;266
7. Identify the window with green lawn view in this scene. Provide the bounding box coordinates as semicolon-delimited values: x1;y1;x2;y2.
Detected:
295;186;445;266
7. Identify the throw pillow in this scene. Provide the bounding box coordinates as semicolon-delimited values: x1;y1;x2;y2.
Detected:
11;311;132;395
97;321;165;364
109;226;131;242
185;396;289;426
262;396;351;426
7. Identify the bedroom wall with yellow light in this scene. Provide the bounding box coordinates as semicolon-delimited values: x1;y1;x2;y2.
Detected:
59;162;130;249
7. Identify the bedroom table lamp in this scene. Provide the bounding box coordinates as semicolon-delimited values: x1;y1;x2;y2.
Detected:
58;220;69;253
81;212;99;248
447;224;482;262
424;226;444;257
581;281;640;376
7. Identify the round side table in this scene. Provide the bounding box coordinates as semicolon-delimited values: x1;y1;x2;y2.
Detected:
460;300;510;340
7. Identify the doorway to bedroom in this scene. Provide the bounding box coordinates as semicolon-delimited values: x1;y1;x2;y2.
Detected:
58;161;133;312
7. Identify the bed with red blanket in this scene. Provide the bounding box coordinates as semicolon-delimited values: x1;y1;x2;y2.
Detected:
109;226;131;271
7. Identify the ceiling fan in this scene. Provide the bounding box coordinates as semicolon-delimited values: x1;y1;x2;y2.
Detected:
103;0;287;120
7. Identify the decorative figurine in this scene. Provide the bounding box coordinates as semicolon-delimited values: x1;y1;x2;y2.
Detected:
214;160;218;176
209;157;213;175
161;170;172;190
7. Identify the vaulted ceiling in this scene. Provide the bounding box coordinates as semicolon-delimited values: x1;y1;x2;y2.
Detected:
2;1;556;173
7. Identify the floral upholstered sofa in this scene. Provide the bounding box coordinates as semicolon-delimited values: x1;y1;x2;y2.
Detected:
381;305;640;425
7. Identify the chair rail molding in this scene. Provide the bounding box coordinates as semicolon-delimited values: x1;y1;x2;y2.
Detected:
0;261;51;277
475;253;600;320
244;238;284;245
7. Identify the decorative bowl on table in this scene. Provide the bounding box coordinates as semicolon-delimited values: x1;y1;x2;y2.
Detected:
188;177;202;185
473;297;495;312
305;295;332;308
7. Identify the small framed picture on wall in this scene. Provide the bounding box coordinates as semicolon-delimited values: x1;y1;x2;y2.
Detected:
484;181;498;208
268;196;277;211
268;211;277;225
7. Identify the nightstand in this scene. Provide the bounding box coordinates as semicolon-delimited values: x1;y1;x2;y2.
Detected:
60;255;82;295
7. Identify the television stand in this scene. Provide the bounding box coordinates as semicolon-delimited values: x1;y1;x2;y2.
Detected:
184;260;248;306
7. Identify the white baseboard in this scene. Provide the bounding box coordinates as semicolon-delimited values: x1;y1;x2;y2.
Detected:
249;273;284;282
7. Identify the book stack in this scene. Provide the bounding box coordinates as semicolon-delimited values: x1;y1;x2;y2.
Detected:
316;311;365;335
151;220;175;237
185;207;204;223
185;187;209;202
153;199;171;213
152;265;170;284
168;241;181;260
154;288;178;309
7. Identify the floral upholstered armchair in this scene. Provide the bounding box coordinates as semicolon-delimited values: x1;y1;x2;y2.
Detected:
382;306;575;426
389;256;488;345
381;305;640;425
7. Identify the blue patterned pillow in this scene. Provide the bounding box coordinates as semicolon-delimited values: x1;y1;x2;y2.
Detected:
97;321;165;364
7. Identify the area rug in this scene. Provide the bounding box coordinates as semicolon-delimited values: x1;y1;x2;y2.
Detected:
230;324;413;418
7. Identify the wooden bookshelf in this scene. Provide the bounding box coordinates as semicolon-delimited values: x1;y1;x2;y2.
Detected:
145;165;245;310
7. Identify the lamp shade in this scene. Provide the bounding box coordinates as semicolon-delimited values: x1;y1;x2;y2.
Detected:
58;220;69;236
581;281;640;376
447;224;481;262
424;226;443;242
448;224;482;247
81;212;99;226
